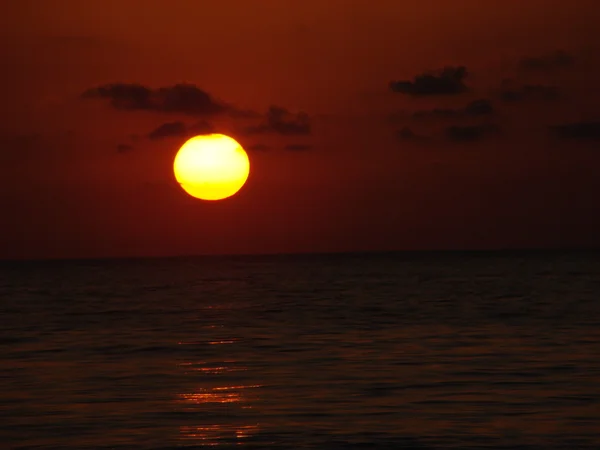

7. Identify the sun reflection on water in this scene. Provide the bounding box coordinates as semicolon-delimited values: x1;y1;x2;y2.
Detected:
179;424;260;445
177;339;261;445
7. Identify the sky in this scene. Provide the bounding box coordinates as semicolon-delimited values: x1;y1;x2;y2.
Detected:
1;0;599;259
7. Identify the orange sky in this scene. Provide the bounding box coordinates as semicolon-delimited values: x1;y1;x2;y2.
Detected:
1;0;599;259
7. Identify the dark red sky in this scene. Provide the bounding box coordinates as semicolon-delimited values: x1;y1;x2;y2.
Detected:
1;0;599;259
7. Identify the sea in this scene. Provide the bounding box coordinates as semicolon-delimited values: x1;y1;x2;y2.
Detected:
1;251;599;449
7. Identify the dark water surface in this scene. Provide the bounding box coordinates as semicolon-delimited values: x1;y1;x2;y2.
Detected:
1;251;599;449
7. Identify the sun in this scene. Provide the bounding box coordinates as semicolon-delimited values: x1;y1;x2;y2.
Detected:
173;134;250;201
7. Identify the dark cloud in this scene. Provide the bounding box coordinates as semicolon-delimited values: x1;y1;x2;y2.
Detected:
464;99;493;116
245;106;311;135
148;121;187;140
412;108;458;119
156;84;224;115
116;143;134;153
550;121;600;140
396;127;431;143
147;120;214;140
500;82;559;102
390;66;468;96
284;144;312;151
446;124;498;142
398;126;416;139
519;50;574;71
397;126;419;140
187;121;215;136
83;83;151;109
413;99;493;119
82;83;225;115
247;143;271;151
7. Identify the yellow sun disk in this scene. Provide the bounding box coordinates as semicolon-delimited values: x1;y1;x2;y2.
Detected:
173;134;250;200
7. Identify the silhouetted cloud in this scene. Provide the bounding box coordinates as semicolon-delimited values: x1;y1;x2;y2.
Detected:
148;121;187;140
245;106;311;135
398;126;417;139
83;83;150;109
464;99;493;115
187;121;214;135
446;124;498;142
396;126;432;143
550;121;600;140
412;108;458;119
413;99;493;119
500;82;559;102
147;120;214;140
284;144;312;151
82;83;226;115
390;66;468;96
519;50;574;71
116;143;134;153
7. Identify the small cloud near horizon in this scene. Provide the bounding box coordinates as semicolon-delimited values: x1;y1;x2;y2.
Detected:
390;66;468;96
519;50;574;71
550;121;600;140
147;120;214;141
245;106;311;135
499;81;560;102
284;144;312;151
446;124;499;142
413;99;493;119
82;83;227;116
116;143;134;153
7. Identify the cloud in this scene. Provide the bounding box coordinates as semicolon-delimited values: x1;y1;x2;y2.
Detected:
390;66;468;96
412;108;458;119
147;120;214;140
116;143;134;153
187;121;215;136
550;121;600;140
464;99;493;116
245;106;311;135
83;83;151;109
413;99;493;119
500;82;559;102
397;126;431;142
148;121;187;140
446;124;498;142
519;50;574;71
395;126;434;143
82;83;226;115
284;144;312;151
398;126;417;139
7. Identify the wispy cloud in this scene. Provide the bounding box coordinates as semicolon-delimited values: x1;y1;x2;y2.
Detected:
519;50;574;71
413;99;493;119
390;66;468;96
446;124;498;142
82;83;226;116
147;120;214;140
550;121;600;140
245;106;311;135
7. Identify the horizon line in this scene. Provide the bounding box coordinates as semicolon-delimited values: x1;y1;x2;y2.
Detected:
2;246;599;264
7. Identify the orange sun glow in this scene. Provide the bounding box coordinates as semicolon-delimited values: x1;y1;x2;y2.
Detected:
173;134;250;200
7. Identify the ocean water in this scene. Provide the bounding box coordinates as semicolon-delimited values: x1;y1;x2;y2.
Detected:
1;251;599;449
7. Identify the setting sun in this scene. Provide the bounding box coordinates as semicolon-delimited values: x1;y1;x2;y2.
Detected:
173;134;250;201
